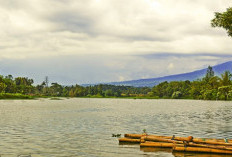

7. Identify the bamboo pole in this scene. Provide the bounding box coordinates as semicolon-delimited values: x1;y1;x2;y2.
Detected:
172;152;228;157
173;146;232;154
124;134;171;139
140;142;177;148
142;136;183;144
187;143;232;151
192;140;232;146
140;147;173;153
125;134;232;142
124;134;144;139
142;136;232;149
118;138;141;143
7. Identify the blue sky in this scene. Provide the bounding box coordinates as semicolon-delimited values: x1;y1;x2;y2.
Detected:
0;0;231;85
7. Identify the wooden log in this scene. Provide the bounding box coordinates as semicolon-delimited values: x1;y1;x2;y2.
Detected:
140;142;181;148
173;146;232;154
194;138;232;143
118;138;141;143
174;136;193;142
142;137;232;147
124;134;171;139
192;139;232;146
142;136;183;144
140;147;173;153
172;152;228;157
124;134;144;139
124;134;232;145
187;143;232;151
141;136;232;150
144;135;232;145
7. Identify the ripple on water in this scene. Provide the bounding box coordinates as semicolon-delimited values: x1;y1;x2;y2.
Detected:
0;99;232;156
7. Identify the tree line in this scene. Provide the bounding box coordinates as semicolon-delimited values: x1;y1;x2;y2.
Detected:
150;66;232;100
1;66;232;100
0;75;151;98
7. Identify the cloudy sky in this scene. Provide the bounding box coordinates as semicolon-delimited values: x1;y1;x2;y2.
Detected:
0;0;231;85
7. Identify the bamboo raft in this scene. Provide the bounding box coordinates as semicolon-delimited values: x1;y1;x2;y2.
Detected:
118;134;232;154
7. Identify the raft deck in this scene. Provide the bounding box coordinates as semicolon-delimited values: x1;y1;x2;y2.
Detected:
118;134;232;154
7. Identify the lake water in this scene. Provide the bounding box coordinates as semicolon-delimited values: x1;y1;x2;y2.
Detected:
0;98;232;157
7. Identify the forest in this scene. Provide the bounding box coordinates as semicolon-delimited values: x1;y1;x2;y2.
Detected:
0;66;232;100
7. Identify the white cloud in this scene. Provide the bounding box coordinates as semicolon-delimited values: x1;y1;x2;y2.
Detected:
0;0;231;59
0;0;231;83
167;63;174;70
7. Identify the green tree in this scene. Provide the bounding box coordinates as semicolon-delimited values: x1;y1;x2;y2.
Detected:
172;91;182;99
218;86;232;100
152;81;169;98
202;89;217;100
50;82;63;96
204;66;214;82
0;82;7;93
4;75;16;93
15;77;34;94
190;80;203;99
220;71;231;86
208;76;220;89
105;89;113;97
211;7;232;37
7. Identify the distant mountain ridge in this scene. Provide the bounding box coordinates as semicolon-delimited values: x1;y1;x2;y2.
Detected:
103;61;232;87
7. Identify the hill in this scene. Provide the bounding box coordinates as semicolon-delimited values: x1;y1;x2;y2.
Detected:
105;61;232;87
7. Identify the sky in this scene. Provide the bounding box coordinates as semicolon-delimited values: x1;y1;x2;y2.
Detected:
0;0;231;85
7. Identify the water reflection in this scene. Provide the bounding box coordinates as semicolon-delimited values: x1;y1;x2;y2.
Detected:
140;147;231;157
172;152;230;157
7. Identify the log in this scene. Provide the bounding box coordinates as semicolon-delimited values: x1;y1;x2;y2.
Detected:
141;136;232;148
193;138;232;143
140;147;173;153
141;136;183;144
192;139;232;146
124;134;144;139
192;138;232;146
124;134;171;139
118;138;141;143
187;143;232;151
123;134;232;146
174;136;193;142
140;142;181;148
173;146;232;154
172;151;228;157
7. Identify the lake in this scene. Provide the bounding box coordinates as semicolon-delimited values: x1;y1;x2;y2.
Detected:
0;98;232;157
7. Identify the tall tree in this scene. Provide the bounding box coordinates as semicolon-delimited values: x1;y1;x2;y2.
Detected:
220;71;231;86
204;66;215;82
211;7;232;37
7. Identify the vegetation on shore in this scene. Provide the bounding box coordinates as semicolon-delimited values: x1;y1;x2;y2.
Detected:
0;93;33;99
0;66;232;100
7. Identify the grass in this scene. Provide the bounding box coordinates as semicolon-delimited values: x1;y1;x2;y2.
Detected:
0;93;34;99
76;95;160;99
50;97;63;100
0;93;197;100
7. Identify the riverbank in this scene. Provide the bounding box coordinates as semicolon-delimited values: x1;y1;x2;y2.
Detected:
0;93;213;100
0;92;221;101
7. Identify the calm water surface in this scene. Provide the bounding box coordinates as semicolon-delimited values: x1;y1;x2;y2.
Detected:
0;98;232;157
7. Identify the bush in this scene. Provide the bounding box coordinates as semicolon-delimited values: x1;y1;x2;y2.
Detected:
172;91;182;99
0;93;33;99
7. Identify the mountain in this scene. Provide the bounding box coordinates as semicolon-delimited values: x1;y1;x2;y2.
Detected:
104;61;232;87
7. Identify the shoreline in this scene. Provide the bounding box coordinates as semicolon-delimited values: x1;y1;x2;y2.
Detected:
0;94;226;101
